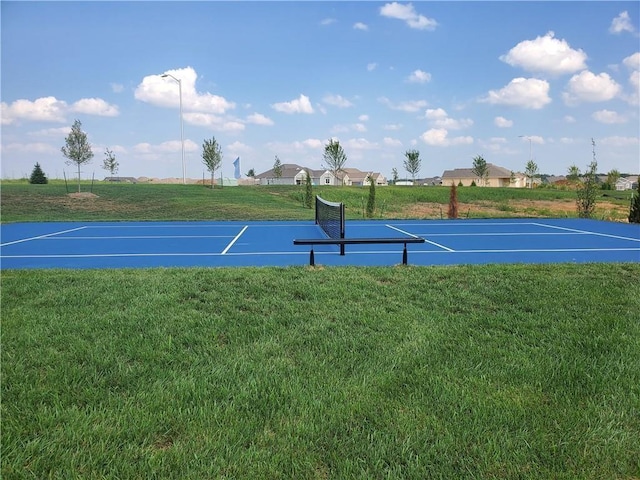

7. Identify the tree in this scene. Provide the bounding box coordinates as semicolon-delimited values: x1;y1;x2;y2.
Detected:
61;119;94;192
102;147;119;179
391;168;399;185
202;136;223;188
29;163;48;184
323;139;347;185
246;168;255;177
366;175;376;218
629;179;640;223
576;139;598;218
304;171;313;209
403;150;421;185
471;155;489;186
525;160;539;189
273;155;283;184
447;183;458;219
567;164;581;182
605;169;620;190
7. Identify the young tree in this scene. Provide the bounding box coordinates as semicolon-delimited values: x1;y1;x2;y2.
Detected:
447;182;458;219
246;168;256;177
323;139;347;185
273;155;283;184
391;167;399;185
471;155;489;186
605;169;620;190
61;119;94;192
576;139;598;218
567;164;581;182
102;147;119;179
629;179;640;223
366;175;376;218
29;163;48;184
403;150;421;185
525;160;539;189
304;171;313;209
202;136;223;188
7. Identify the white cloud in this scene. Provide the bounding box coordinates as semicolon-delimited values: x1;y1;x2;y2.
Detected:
133;139;199;155
592;109;627;124
521;135;545;145
500;31;587;75
1;142;58;154
623;52;640;71
383;137;403;147
494;116;513;128
28;127;75;138
72;98;119;117
407;69;432;84
425;108;473;130
564;115;576;123
599;136;639;147
135;67;235;114
379;96;428;112
110;83;124;93
420;128;473;146
563;71;621;105
383;123;403;130
354;22;368;31
345;138;378;150
1;97;68;124
227;141;253;155
482;78;551;109
183;112;245;132
609;11;636;35
358;114;369;122
380;2;437;30
271;94;314;114
367;63;378;72
323;94;354;108
266;139;323;153
320;18;336;26
246;113;274;126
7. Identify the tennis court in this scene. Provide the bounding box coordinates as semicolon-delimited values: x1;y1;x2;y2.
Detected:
1;217;638;269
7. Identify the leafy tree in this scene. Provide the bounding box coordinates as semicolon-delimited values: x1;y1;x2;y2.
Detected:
471;155;489;186
273;155;283;183
202;136;223;188
102;147;119;179
323;139;347;185
447;183;458;219
403;149;421;185
29;163;48;184
525;160;539;189
629;179;640;223
366;175;376;218
391;167;399;185
304;171;313;209
246;168;255;177
61;119;94;192
605;169;620;190
576;139;598;218
567;164;581;182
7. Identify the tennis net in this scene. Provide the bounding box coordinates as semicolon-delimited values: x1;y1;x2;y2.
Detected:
315;195;345;253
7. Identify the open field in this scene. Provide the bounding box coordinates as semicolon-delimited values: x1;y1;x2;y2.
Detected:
2;181;639;478
3;264;640;478
0;181;634;223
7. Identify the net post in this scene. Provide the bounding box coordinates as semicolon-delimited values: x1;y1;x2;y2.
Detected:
310;248;315;266
402;243;408;265
340;202;345;255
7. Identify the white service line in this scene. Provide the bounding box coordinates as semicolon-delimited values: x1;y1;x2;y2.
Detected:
42;235;235;240
0;226;88;247
532;222;640;243
221;225;248;254
386;224;455;252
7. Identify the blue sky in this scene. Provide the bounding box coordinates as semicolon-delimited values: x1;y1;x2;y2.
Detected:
2;1;639;181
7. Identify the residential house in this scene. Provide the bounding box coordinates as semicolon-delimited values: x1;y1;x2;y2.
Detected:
255;164;387;186
615;176;639;191
441;163;527;187
255;163;314;186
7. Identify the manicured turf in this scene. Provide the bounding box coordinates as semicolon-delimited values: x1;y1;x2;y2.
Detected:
2;264;639;478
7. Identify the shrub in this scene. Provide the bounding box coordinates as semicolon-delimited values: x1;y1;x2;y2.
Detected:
629;181;640;223
29;163;48;184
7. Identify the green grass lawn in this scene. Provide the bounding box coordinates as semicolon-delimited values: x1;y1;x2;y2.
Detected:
2;264;639;479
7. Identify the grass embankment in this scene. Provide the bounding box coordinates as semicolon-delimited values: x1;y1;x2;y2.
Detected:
3;264;639;479
1;181;633;223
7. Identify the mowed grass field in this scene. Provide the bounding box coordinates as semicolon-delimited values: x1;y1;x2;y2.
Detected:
2;182;639;478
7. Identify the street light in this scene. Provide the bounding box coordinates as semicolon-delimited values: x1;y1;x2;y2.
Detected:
519;135;533;161
161;73;186;184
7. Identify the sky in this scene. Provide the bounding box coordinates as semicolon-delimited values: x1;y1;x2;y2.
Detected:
1;1;639;181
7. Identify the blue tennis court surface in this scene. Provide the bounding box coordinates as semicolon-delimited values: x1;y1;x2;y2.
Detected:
1;219;638;269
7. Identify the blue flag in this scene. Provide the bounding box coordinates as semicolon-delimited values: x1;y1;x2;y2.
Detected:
233;157;241;179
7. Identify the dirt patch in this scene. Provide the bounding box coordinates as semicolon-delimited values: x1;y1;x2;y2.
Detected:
67;192;99;199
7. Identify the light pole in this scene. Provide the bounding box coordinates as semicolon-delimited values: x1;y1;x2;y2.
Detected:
161;73;186;184
519;135;533;161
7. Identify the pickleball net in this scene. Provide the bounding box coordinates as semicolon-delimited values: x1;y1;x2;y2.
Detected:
315;195;345;255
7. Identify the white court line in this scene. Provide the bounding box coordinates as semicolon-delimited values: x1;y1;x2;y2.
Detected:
221;225;248;254
410;231;585;237
42;235;235;240
532;222;640;243
385;224;455;252
0;226;88;247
